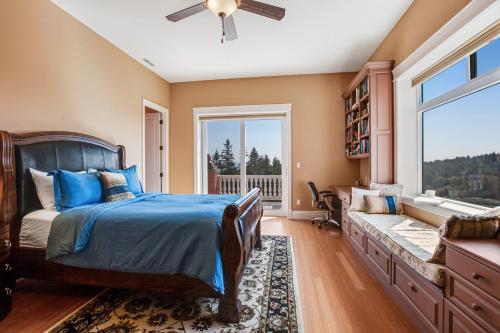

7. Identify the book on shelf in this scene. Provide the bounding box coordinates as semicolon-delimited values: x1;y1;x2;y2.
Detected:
361;103;369;116
359;138;370;155
345;99;351;111
360;78;369;97
361;119;369;135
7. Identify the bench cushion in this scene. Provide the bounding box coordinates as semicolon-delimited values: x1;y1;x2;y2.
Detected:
348;211;446;286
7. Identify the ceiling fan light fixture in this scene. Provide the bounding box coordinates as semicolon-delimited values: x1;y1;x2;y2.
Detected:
206;0;238;17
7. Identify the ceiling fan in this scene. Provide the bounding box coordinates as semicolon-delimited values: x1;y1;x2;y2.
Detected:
166;0;286;43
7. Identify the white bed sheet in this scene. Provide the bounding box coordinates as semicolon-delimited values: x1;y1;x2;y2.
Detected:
20;209;60;248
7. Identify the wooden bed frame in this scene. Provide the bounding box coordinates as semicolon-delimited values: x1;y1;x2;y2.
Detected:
0;131;263;323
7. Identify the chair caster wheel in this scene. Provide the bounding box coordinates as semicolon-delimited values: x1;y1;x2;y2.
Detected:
318;225;322;229
311;220;315;224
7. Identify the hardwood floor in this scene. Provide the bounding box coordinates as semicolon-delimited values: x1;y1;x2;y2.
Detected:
0;217;418;333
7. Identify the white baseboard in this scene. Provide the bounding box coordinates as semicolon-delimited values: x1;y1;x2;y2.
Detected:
289;210;325;220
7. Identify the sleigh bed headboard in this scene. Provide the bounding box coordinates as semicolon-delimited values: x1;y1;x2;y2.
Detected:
0;131;126;246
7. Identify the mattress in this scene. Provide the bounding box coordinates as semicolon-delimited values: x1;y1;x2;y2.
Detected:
20;209;60;248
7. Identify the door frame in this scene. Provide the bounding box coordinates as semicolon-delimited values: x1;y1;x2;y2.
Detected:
193;104;292;216
142;98;169;193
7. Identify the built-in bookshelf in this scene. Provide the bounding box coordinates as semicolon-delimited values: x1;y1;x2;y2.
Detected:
343;61;394;184
344;76;370;158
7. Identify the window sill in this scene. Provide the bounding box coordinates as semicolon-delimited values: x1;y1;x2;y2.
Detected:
401;196;489;219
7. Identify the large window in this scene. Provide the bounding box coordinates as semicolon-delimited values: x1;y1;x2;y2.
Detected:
420;38;500;207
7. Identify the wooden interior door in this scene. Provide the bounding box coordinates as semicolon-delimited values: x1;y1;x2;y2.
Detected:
145;111;162;192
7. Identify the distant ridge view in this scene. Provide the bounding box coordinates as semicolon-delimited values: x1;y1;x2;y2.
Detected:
423;152;500;208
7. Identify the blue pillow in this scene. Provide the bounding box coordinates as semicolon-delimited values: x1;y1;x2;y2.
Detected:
104;165;143;195
52;170;103;211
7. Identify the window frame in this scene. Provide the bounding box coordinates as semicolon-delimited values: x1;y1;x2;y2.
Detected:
416;54;500;203
392;0;499;216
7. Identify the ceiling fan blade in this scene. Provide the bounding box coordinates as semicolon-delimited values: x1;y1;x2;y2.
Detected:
166;2;206;22
223;15;238;41
239;0;285;21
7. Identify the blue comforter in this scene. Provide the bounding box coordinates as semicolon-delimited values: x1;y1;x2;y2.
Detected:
46;193;240;293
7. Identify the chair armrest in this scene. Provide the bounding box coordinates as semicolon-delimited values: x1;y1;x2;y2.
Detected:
319;190;333;195
322;193;336;198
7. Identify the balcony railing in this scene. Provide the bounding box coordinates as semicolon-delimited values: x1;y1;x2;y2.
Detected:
217;175;282;201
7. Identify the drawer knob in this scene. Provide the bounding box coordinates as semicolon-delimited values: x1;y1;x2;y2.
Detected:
4;287;12;296
471;272;481;280
4;263;12;272
354;231;358;235
471;303;481;311
2;240;11;249
408;282;417;292
374;250;379;255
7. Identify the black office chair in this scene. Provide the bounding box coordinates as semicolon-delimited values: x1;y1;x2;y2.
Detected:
306;182;340;229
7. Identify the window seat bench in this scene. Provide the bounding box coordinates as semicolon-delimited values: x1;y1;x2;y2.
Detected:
348;211;446;286
346;210;446;333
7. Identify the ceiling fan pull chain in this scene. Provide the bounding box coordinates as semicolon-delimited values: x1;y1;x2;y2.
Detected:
220;14;225;44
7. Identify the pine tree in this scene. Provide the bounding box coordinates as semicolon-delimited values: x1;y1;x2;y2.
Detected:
260;154;271;174
220;139;238;175
272;157;282;175
247;147;260;175
212;150;222;170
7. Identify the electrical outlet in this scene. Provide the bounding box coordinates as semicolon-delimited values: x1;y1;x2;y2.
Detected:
296;199;301;206
296;161;301;169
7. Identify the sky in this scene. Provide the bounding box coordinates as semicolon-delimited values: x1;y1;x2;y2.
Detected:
206;119;282;162
423;38;499;162
423;83;499;161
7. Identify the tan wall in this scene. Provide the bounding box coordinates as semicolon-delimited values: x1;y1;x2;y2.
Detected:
0;0;170;171
170;74;359;210
370;0;470;67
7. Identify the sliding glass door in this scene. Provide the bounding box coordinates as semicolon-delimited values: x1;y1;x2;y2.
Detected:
245;119;283;211
201;117;286;215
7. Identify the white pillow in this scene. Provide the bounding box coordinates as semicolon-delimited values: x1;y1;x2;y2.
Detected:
350;188;381;212
369;183;403;196
30;168;88;209
30;168;56;209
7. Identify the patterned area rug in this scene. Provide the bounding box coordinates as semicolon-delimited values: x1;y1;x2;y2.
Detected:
46;235;302;333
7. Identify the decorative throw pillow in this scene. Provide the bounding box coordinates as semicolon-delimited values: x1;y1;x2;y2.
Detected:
104;165;143;195
428;214;500;264
369;183;403;196
99;171;135;202
30;168;56;209
364;195;403;215
52;170;103;211
350;188;381;211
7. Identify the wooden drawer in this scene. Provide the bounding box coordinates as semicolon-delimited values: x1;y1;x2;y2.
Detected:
337;191;351;205
366;236;390;278
446;247;499;299
349;222;365;252
0;238;11;255
444;299;487;333
0;262;14;289
341;203;350;235
342;218;350;237
446;271;499;332
393;258;443;332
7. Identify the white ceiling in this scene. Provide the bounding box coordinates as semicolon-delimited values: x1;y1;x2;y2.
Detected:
52;0;413;83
